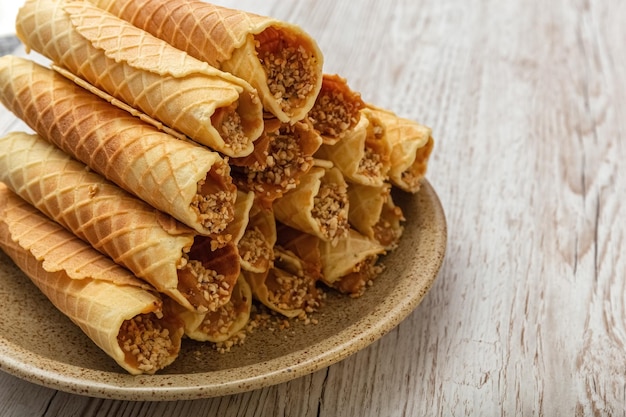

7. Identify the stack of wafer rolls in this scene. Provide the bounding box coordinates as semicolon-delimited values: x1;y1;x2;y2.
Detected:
0;183;185;375
0;0;436;374
89;0;324;124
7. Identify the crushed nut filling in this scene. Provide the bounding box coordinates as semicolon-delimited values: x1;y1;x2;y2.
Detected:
178;255;230;313
312;182;349;241
357;146;384;178
242;129;312;194
257;36;318;116
211;104;248;155
118;314;174;373
239;227;272;268
308;90;360;139
191;162;236;234
267;269;321;313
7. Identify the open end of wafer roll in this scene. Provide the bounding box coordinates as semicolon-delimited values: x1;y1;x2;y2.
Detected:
315;110;391;187
232;118;322;203
396;136;434;192
243;247;322;318
317;229;386;298
365;104;434;193
246;26;323;122
273;166;350;243
172;274;252;343
192;161;237;235
308;74;365;145
177;239;241;313
118;311;183;373
347;183;405;250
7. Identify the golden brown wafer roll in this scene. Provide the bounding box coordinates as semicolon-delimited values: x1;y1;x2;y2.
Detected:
0;132;240;313
273;166;349;243
224;190;276;273
318;229;386;297
231;117;322;204
308;74;365;145
0;55;236;236
0;183;184;375
16;0;264;157
169;274;252;343
243;247;321;318
366;105;434;192
276;223;385;297
238;202;276;273
90;0;324;124
347;182;405;249
315;109;391;187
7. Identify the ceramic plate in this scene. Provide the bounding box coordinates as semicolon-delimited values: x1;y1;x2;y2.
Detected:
0;180;446;401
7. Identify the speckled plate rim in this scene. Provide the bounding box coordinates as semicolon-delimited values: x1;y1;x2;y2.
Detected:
0;179;446;401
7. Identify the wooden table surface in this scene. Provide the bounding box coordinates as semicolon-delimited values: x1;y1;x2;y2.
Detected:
1;0;625;415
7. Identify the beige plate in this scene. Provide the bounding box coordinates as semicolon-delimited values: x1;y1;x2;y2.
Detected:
0;180;446;401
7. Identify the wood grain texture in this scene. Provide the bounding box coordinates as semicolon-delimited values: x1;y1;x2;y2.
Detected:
1;0;626;415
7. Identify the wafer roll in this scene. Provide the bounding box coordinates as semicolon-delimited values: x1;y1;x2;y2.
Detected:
169;274;252;343
273;166;349;243
276;223;383;297
90;0;324;124
318;229;386;297
0;132;240;313
243;247;321;318
0;183;184;375
224;190;276;273
347;182;405;249
275;222;322;278
366;105;434;192
315;109;391;187
231;118;322;204
239;203;276;273
16;0;263;157
0;55;236;236
308;74;365;145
